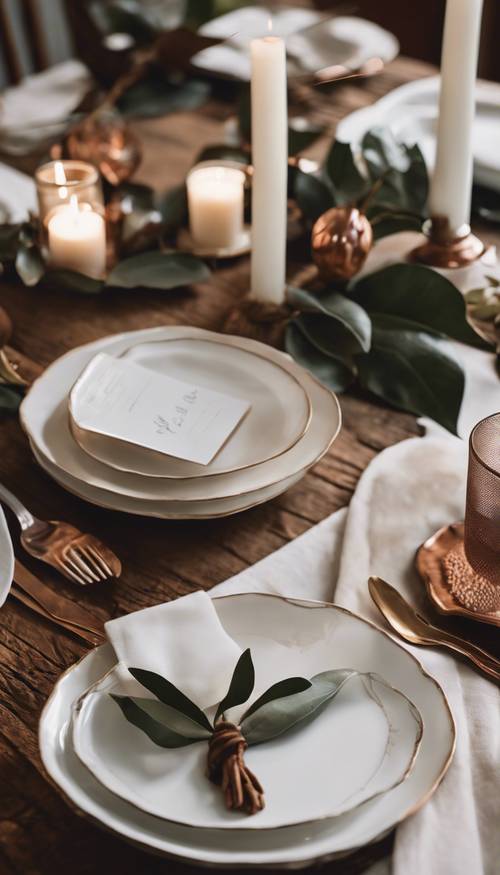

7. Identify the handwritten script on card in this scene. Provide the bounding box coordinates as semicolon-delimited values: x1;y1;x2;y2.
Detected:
70;353;251;465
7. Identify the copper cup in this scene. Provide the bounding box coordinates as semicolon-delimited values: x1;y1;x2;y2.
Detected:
464;412;500;586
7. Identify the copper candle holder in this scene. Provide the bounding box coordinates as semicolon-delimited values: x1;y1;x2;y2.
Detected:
410;217;485;269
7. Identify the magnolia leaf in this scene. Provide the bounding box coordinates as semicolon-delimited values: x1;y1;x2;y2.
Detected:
293;169;334;222
0;385;22;413
287;285;371;354
324;140;366;205
296;313;361;365
242;669;357;746
216;648;254;721
106;251;210;289
119;76;210;119
362;127;413;175
47;269;104;294
358;313;465;434
472;184;500;226
285;322;355;392
15;245;45;287
128;667;213;732
351;263;490;350
111;695;204;748
241;677;311;721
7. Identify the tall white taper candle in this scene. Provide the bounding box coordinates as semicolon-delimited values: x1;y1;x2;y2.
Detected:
429;0;484;237
250;34;288;304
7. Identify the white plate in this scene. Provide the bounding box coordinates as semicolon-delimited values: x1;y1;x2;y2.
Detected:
193;8;399;81
70;335;312;479
337;75;500;192
39;594;455;867
30;442;303;519
21;327;341;503
72;665;422;830
0;505;14;607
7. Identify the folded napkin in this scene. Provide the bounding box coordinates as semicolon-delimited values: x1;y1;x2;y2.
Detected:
0;60;92;155
105;590;241;710
0;163;36;222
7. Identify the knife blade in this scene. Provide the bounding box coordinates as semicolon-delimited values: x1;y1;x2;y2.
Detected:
10;584;103;647
14;560;105;643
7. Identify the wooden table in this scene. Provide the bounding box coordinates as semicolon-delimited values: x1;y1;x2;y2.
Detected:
0;56;497;875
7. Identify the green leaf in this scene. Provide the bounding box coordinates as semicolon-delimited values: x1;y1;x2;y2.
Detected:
362;130;428;216
157;184;188;231
241;677;311;721
242;669;357;746
370;211;423;240
47;270;104;294
293;169;334;222
358;313;465;433
106;251;210;289
128;667;213;732
351;263;490;350
119;76;210;119
324;140;366;205
0;224;21;261
110;696;204;748
215;648;254;721
285;322;355;392
0;385;22;413
288;118;325;156
15;245;45;287
287;285;371;354
472;184;500;226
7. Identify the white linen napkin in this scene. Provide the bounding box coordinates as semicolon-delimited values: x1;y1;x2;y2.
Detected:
105;590;242;710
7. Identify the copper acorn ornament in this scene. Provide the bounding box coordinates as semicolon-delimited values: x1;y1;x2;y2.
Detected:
311;206;373;282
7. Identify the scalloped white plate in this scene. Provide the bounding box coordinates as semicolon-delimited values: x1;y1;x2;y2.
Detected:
0;505;14;607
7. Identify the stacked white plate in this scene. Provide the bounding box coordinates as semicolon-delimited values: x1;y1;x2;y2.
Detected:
40;593;456;867
20;326;341;519
337;75;500;193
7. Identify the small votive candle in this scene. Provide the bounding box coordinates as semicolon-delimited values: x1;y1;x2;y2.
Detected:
35;159;104;232
187;162;246;250
48;195;106;278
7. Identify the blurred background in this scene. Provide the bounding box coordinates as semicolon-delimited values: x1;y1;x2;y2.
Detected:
1;0;499;89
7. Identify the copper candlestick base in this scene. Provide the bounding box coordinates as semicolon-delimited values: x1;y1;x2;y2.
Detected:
222;296;291;347
410;218;485;269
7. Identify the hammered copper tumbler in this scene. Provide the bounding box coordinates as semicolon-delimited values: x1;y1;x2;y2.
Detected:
464;413;500;586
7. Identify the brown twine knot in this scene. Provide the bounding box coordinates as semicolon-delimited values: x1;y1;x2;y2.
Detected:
207;721;265;815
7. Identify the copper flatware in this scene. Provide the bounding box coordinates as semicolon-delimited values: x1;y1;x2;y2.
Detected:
0;483;121;585
14;560;105;642
368;576;500;682
10;582;103;647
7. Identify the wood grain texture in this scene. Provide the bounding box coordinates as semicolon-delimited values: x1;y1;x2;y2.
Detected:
0;56;493;875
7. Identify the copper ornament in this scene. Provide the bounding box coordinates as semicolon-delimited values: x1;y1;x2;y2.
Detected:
311;206;373;283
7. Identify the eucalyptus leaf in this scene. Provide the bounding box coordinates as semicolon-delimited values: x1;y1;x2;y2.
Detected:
128;667;213;732
0;385;22;413
110;695;203;748
241;677;311;721
215;648;254;721
324;140;366;205
351;264;490;350
106;251;210;290
242;669;357;746
47;270;104;294
15;245;45;287
285;322;355;392
358;313;465;434
287;285;371;354
293;169;334;222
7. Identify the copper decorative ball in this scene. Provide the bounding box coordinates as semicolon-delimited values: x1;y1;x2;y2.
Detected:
311;206;373;282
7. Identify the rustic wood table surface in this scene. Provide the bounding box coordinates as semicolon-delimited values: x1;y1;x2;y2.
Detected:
0;55;498;875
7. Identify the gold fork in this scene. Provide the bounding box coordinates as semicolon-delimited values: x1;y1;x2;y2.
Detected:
0;482;121;585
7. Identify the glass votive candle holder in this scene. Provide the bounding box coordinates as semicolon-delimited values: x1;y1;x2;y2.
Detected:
35;159;104;237
464;412;500;586
186;161;247;251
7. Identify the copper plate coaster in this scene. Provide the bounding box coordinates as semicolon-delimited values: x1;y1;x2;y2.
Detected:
177;226;251;259
416;522;500;628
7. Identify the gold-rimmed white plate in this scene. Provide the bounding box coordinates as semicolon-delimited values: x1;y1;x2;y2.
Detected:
39;593;455;867
69;333;312;479
21;327;341;508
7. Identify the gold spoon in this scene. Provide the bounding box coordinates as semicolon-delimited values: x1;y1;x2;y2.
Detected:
368;576;500;682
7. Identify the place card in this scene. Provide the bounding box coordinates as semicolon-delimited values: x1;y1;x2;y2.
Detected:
70;352;251;465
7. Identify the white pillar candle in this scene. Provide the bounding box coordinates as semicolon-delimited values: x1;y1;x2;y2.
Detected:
187;164;246;250
48;196;106;278
429;0;484;237
250;33;288;304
